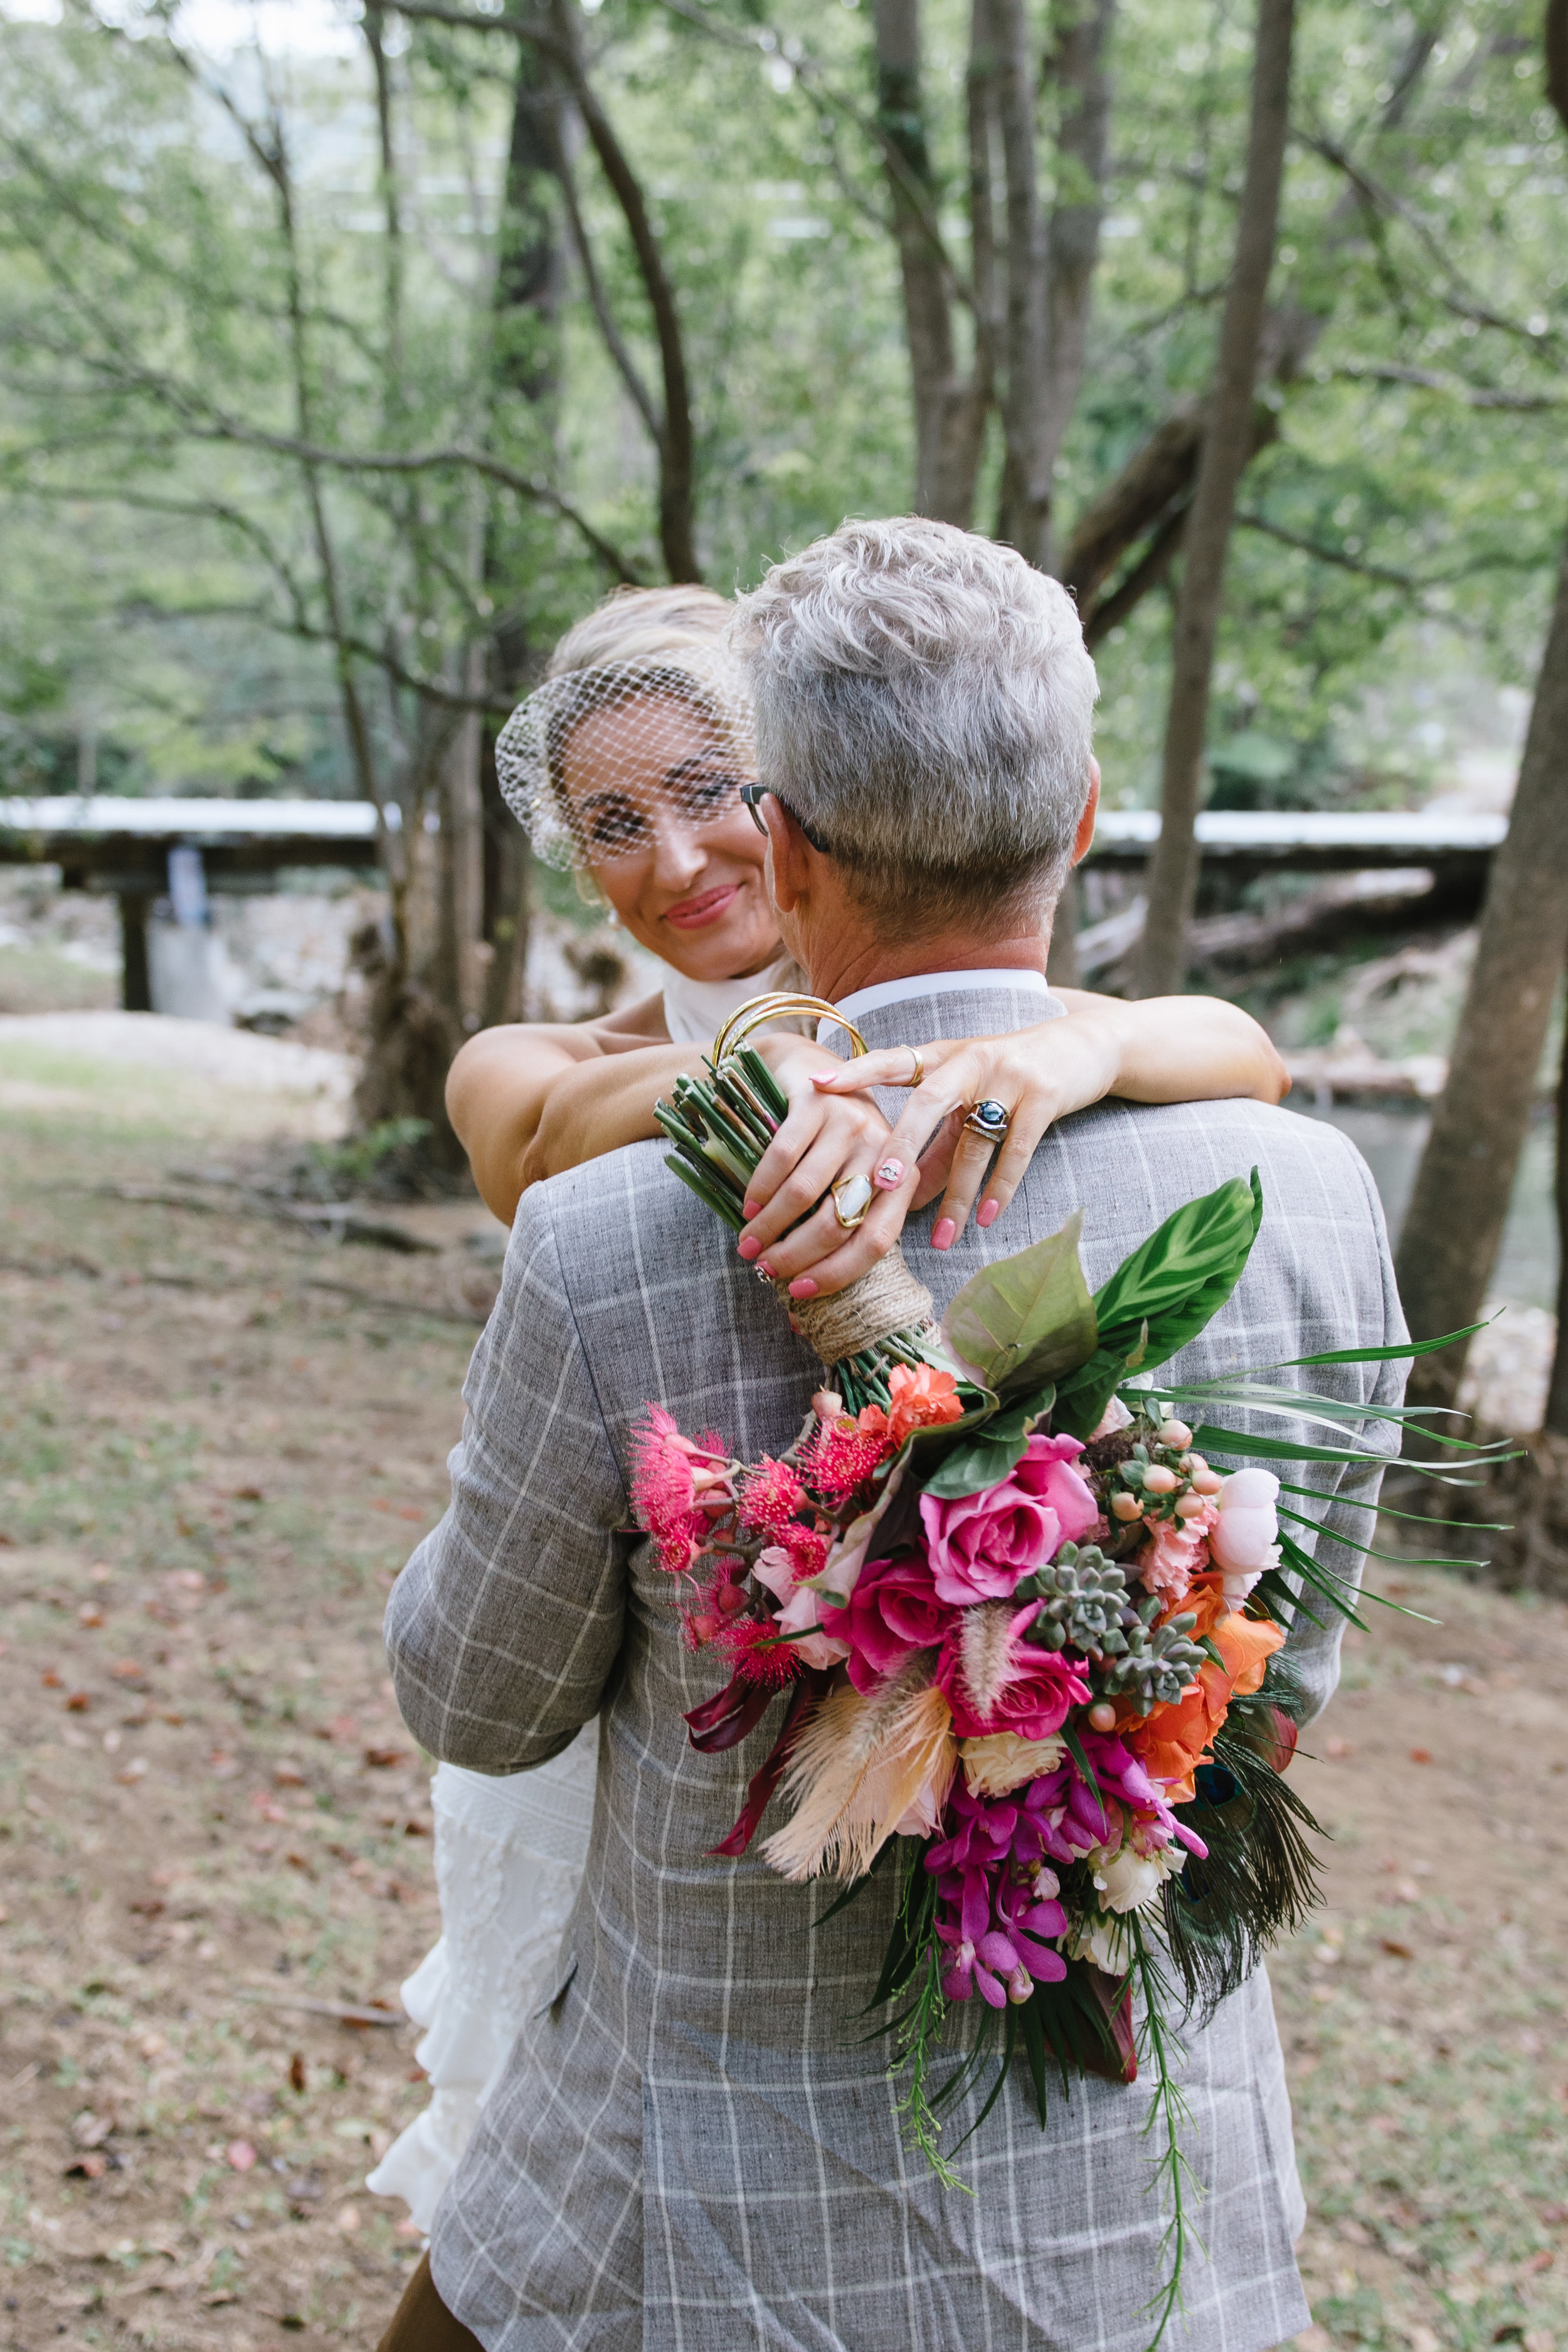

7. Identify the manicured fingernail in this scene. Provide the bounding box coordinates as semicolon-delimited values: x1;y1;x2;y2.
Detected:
873;1158;905;1192
789;1276;818;1300
758;1259;776;1279
811;1073;837;1088
931;1217;957;1251
977;1198;999;1229
743;1198;760;1218
737;1234;761;1261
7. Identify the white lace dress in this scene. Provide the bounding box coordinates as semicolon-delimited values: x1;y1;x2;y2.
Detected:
368;958;792;2230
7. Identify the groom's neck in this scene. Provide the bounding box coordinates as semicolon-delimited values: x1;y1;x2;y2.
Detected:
804;920;1051;1006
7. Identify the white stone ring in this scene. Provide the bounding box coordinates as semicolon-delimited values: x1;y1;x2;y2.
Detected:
831;1173;874;1231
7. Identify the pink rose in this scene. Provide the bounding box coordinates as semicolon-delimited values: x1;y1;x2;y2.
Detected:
820;1549;957;1695
935;1607;1090;1740
919;1434;1098;1608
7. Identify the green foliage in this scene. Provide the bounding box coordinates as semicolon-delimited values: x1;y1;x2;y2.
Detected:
0;0;1562;804
941;1210;1099;1399
1054;1172;1264;1438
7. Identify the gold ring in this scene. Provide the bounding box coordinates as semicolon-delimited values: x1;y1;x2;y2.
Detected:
831;1173;873;1231
711;991;869;1065
899;1046;924;1088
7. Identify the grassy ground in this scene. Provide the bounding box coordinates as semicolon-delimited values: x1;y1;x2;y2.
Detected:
2;1028;1565;2352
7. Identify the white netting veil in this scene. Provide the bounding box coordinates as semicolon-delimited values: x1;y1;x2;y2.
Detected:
494;586;758;870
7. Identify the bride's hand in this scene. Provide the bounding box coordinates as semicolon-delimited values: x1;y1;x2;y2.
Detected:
732;1036;899;1297
808;1015;1123;1253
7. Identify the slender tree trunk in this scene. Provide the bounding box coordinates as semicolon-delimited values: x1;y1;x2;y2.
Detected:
548;0;699;581
1394;534;1568;1407
1036;0;1114;574
1134;0;1295;998
992;0;1047;563
475;31;568;1030
1549;994;1568;1438
875;0;990;526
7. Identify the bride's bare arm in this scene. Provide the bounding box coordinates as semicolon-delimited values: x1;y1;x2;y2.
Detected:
447;1001;894;1227
447;993;680;1222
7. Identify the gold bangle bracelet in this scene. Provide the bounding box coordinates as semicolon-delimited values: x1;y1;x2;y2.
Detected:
710;990;869;1064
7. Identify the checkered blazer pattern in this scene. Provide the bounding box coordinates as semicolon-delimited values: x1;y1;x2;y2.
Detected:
386;983;1407;2352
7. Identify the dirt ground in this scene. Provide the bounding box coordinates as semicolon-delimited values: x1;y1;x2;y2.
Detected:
2;1023;1566;2352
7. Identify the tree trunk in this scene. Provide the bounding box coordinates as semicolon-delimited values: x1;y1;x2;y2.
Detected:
1394;534;1568;1408
992;0;1048;564
1036;0;1115;575
474;29;566;1030
548;0;699;581
1059;8;1436;644
875;0;990;526
1134;0;1295;999
1485;0;1568;1430
1549;997;1568;1438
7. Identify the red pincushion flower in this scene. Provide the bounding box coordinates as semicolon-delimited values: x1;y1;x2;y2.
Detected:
629;1406;733;1575
798;1417;894;1506
738;1456;808;1539
714;1614;803;1690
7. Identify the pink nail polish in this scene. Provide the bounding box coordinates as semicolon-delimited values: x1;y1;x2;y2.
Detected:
976;1199;999;1229
931;1217;957;1251
872;1158;905;1192
758;1259;776;1279
743;1199;760;1219
788;1276;818;1300
737;1234;761;1261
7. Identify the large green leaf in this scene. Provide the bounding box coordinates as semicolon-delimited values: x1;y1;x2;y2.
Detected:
940;1211;1098;1398
1054;1171;1264;1438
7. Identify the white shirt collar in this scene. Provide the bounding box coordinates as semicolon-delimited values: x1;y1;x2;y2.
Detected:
831;967;1057;1024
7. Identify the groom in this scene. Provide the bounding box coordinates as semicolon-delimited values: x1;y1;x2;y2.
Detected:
383;518;1404;2351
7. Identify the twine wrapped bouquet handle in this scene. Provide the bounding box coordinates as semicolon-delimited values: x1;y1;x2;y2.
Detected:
707;991;937;1369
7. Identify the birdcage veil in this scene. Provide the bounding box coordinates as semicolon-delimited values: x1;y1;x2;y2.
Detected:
495;586;758;871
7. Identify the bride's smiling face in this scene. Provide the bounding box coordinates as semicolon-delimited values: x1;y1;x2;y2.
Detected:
559;694;781;982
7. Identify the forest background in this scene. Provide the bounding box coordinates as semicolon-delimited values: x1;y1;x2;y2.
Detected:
3;0;1568;1442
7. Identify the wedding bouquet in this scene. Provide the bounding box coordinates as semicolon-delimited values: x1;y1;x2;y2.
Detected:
635;1039;1493;2340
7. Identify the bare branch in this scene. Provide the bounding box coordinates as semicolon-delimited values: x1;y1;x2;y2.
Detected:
1327;358;1567;411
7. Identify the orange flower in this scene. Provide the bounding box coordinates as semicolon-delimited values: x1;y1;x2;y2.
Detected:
881;1362;964;1446
1127;1599;1285;1803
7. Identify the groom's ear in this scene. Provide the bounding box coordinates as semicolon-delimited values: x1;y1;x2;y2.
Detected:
761;793;816;914
1069;760;1101;869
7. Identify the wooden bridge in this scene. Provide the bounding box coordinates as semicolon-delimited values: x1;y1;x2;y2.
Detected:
0;794;1507;1009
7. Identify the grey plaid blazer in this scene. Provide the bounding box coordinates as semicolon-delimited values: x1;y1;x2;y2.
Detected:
386;981;1407;2352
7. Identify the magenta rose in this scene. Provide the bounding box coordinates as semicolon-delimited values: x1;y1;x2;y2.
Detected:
935;1608;1091;1740
821;1548;957;1695
919;1433;1099;1607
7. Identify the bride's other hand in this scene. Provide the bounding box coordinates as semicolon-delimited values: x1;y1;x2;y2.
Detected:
733;1037;897;1291
810;991;1287;1258
811;1020;1123;1260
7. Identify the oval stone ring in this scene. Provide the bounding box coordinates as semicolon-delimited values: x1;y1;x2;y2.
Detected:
962;1099;1012;1145
827;1171;879;1232
831;1173;874;1231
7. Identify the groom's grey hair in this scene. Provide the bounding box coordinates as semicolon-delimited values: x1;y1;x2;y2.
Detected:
729;517;1098;935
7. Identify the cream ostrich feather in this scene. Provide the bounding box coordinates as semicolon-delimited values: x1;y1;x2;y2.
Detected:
761;1660;955;1883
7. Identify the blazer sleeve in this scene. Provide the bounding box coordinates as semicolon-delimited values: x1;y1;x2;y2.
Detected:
383;1183;632;1774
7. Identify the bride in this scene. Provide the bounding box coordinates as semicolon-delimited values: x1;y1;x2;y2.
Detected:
367;581;1288;2228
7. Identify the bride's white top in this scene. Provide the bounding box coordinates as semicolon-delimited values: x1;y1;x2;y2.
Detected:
367;956;794;2231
